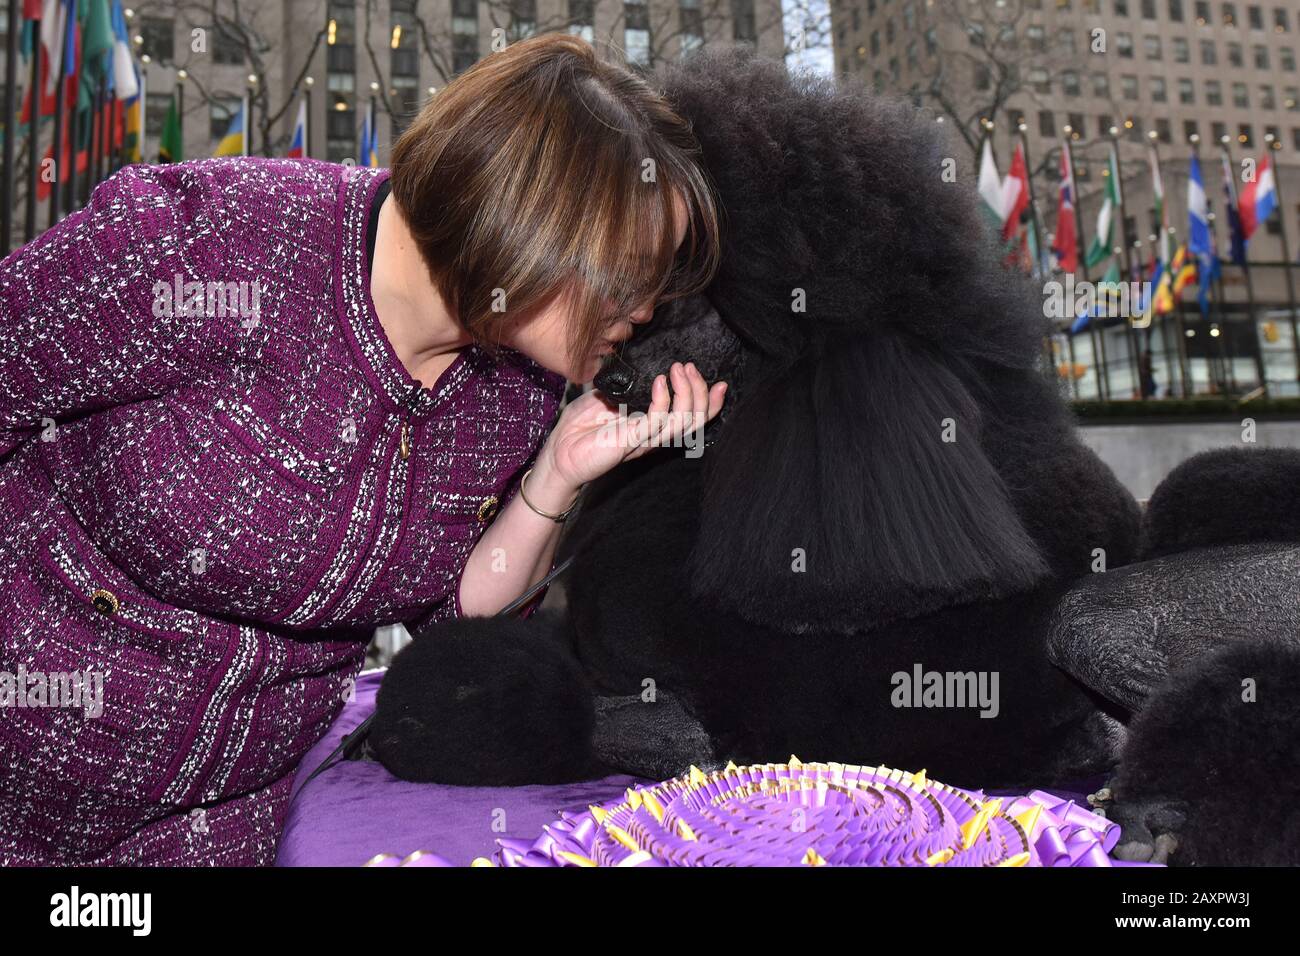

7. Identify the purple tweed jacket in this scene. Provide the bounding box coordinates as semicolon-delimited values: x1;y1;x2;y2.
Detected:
0;158;565;865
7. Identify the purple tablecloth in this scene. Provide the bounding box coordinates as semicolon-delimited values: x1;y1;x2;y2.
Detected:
276;670;1101;866
275;670;647;866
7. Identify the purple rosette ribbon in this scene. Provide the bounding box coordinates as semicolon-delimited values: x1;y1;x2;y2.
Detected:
475;759;1137;868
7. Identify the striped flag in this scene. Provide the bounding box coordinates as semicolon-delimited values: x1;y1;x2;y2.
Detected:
1052;139;1078;272
287;97;307;159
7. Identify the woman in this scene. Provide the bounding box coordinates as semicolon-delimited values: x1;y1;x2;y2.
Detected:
0;33;726;865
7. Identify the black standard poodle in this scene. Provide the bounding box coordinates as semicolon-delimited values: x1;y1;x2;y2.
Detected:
370;47;1300;866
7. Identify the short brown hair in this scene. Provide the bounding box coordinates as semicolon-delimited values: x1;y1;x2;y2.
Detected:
389;33;721;370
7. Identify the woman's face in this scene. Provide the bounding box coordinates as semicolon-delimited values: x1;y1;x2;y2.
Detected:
506;191;691;383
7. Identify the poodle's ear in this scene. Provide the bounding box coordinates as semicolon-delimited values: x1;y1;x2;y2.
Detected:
686;327;1051;634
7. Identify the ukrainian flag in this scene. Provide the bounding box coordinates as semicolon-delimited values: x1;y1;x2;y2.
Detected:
214;101;247;157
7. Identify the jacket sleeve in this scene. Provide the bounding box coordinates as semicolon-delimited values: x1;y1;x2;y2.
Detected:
0;164;222;461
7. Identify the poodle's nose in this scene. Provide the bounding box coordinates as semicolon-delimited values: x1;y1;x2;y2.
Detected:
594;365;636;398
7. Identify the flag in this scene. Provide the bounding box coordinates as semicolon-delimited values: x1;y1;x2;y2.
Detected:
1219;152;1247;266
1002;141;1028;244
1052;140;1078;273
213;99;247;157
77;0;111;112
360;101;379;167
1187;155;1212;259
1187;154;1216;316
159;94;181;162
122;61;143;163
1085;144;1121;269
1239;153;1279;241
1148;144;1169;266
287;97;307;159
108;0;137;100
977;136;1006;235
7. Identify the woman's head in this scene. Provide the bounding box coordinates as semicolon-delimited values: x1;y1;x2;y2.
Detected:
390;33;722;383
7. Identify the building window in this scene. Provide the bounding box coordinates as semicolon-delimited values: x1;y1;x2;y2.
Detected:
1093;72;1111;97
1206;79;1222;104
139;16;174;62
1276;7;1291;32
213;23;244;65
1195;1;1210;23
391;76;419;136
1212;120;1226;141
1156;117;1172;142
1183;119;1199;141
1169;0;1184;21
1151;76;1167;102
1283;47;1296;70
1027;25;1046;52
731;0;757;44
1144;35;1162;59
1228;42;1243;66
1122;74;1139;99
1286;86;1300;109
1115;0;1129;13
1063;71;1081;96
1098;114;1113;136
1117;33;1134;57
1200;39;1216;65
507;0;538;40
452;0;479;73
1233;82;1249;107
1238;123;1253;145
1249;5;1263;29
1179;77;1195;103
1223;2;1237;26
1141;0;1156;15
1038;109;1055;137
1030;68;1051;94
679;0;703;56
1173;37;1189;61
1260;84;1276;109
570;0;595;43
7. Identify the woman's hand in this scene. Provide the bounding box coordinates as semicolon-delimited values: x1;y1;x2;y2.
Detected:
528;362;727;510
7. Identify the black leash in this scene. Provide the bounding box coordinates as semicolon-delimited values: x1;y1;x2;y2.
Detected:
297;554;578;790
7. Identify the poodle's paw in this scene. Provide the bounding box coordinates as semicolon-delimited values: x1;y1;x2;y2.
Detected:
1099;786;1188;864
592;690;718;780
370;612;601;785
1112;640;1300;865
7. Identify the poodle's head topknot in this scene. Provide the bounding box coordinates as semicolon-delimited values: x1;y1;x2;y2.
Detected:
657;45;1048;371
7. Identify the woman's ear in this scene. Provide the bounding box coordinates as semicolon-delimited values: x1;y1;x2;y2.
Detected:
685;327;1050;634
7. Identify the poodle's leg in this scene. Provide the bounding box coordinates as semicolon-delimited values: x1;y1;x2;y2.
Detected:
1099;641;1300;866
369;611;604;785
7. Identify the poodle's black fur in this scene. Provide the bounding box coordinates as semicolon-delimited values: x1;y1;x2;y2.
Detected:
371;47;1300;864
1139;446;1300;559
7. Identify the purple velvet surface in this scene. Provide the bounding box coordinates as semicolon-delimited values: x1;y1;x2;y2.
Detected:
275;670;648;866
276;670;1102;867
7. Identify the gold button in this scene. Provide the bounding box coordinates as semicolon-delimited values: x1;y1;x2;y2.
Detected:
476;496;499;523
91;588;119;616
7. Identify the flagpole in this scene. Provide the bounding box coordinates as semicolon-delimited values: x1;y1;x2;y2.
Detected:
1063;125;1109;400
49;2;68;227
1261;133;1300;390
303;75;313;159
241;89;250;157
1219;135;1270;396
1108;126;1144;397
1145;132;1170;396
3;0;22;252
246;73;257;156
25;8;43;242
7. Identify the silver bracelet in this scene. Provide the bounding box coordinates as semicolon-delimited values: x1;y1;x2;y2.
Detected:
520;467;579;522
